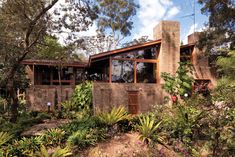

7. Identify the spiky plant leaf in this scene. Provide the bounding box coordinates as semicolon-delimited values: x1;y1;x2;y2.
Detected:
0;132;12;146
137;115;162;144
98;106;130;126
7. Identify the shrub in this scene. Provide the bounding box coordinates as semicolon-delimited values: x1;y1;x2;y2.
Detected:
161;62;194;97
136;115;162;145
70;81;92;112
98;107;131;126
61;81;93;119
61;116;100;135
0;132;12;147
42;128;65;147
13;136;43;155
27;145;72;157
67;128;98;148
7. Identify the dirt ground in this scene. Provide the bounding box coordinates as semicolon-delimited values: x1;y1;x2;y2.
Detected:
78;132;178;157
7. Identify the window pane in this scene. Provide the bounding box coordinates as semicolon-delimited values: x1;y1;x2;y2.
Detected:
112;60;134;83
136;62;156;83
113;46;158;59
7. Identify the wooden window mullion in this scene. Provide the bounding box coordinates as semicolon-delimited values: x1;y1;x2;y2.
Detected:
109;57;112;83
134;61;137;83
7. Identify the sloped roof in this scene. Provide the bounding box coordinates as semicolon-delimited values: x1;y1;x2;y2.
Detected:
21;59;88;67
90;39;162;61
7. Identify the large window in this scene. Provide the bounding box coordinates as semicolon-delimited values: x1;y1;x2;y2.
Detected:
113;47;158;59
111;45;159;83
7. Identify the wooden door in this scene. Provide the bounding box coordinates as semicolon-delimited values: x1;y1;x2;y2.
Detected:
128;91;139;114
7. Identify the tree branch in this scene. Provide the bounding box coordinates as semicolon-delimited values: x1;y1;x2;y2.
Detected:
25;0;59;47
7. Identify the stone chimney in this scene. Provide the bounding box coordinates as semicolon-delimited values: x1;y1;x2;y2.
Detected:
153;21;180;84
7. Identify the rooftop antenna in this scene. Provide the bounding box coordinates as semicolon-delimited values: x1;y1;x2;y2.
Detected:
180;0;196;43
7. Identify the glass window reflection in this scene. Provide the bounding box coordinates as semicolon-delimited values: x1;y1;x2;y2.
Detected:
136;62;156;83
112;60;134;83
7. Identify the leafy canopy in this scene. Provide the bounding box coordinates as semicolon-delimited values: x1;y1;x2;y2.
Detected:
198;0;235;51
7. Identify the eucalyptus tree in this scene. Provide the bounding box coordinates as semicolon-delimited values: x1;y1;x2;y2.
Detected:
198;0;235;51
0;0;97;121
96;0;139;49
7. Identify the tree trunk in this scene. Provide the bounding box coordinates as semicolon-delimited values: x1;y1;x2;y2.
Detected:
58;64;62;111
7;79;18;123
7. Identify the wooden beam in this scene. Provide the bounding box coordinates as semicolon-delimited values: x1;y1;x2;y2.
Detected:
50;67;53;85
134;61;137;83
109;57;112;83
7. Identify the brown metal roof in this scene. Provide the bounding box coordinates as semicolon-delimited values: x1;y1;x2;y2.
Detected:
21;59;88;67
22;40;196;68
90;39;162;61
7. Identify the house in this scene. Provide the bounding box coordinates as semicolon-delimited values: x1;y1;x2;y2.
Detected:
22;21;216;113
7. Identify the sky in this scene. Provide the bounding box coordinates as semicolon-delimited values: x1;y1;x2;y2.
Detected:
131;0;208;44
53;0;209;46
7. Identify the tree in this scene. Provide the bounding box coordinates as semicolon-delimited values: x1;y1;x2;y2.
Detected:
75;33;116;56
122;36;152;48
0;0;97;122
96;0;139;49
198;0;235;51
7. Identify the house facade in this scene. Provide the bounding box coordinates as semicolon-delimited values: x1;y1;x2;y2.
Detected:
22;21;216;113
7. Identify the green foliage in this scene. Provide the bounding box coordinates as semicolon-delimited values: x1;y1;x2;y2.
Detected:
61;116;100;135
13;136;43;155
217;50;235;77
161;62;194;96
198;0;235;51
136;115;162;145
67;128;98;148
62;81;93;118
96;0;139;47
0;112;49;136
27;145;72;157
42;128;65;147
98;106;131;126
62;116;105;148
0;97;8;114
72;81;92;111
0;132;12;147
167;104;204;144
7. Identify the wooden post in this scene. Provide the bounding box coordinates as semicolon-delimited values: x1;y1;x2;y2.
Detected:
50;66;53;85
72;67;76;85
32;64;35;85
109;57;112;83
134;61;137;83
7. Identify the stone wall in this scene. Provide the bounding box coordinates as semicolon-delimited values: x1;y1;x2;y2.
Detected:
26;85;74;111
188;33;216;85
93;83;166;113
153;21;180;84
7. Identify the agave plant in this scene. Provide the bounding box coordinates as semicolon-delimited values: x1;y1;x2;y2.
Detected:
27;145;72;157
0;132;13;147
137;115;162;145
98;106;131;126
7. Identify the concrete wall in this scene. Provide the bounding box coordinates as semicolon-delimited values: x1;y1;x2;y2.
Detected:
93;83;166;113
153;21;180;83
26;85;74;111
188;33;216;85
